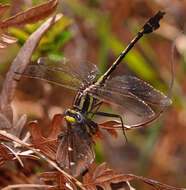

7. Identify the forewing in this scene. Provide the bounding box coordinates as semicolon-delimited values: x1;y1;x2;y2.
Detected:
87;75;171;126
38;57;99;84
17;62;82;90
77;61;100;83
56;126;95;177
16;57;99;90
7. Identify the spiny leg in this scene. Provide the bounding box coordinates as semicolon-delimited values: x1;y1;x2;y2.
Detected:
93;111;128;142
91;101;103;111
89;100;103;119
85;117;99;135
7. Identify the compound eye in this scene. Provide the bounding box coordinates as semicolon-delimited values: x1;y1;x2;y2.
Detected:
65;109;71;116
75;113;83;123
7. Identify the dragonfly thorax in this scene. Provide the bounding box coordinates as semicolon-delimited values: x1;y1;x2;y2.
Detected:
64;109;83;125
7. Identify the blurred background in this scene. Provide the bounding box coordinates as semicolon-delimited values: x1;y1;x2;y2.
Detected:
1;0;186;189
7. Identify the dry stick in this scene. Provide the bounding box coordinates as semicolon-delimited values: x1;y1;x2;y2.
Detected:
169;31;183;98
2;143;24;167
0;130;86;190
2;184;52;190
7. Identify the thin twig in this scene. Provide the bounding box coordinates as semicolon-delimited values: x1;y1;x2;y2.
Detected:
2;184;52;190
2;143;24;167
169;31;183;98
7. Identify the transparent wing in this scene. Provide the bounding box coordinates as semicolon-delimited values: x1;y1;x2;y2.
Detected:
88;75;171;126
17;57;99;90
19;63;81;90
38;57;99;85
105;76;172;106
56;127;95;177
76;60;100;83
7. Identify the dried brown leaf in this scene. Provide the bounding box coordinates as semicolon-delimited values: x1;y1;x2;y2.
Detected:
92;163;107;178
0;144;13;163
1;184;53;190
41;171;77;190
99;120;121;128
83;163;184;190
0;4;17;49
83;163;132;190
98;121;119;138
28;122;57;160
0;144;39;167
0;33;17;44
0;4;10;20
0;0;59;29
125;174;185;190
92;129;103;144
14;154;40;161
11;114;27;138
28;114;63;160
0;1;58;49
0;33;17;49
49;114;63;139
0;112;12;129
2;143;24;167
0;13;63;127
0;42;7;48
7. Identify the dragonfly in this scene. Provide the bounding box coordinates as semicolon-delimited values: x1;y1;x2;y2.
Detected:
17;11;172;177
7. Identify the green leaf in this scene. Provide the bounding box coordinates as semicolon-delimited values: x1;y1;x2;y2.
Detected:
45;16;73;41
97;17;110;74
24;21;43;33
8;27;29;45
54;30;74;48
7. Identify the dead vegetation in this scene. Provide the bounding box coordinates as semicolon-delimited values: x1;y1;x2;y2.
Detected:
0;0;186;190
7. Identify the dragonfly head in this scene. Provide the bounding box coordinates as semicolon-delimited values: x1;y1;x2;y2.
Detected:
64;109;83;125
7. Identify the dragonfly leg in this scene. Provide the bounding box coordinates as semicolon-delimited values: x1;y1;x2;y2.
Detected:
91;101;103;111
89;101;103;119
85;117;99;135
93;111;128;142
